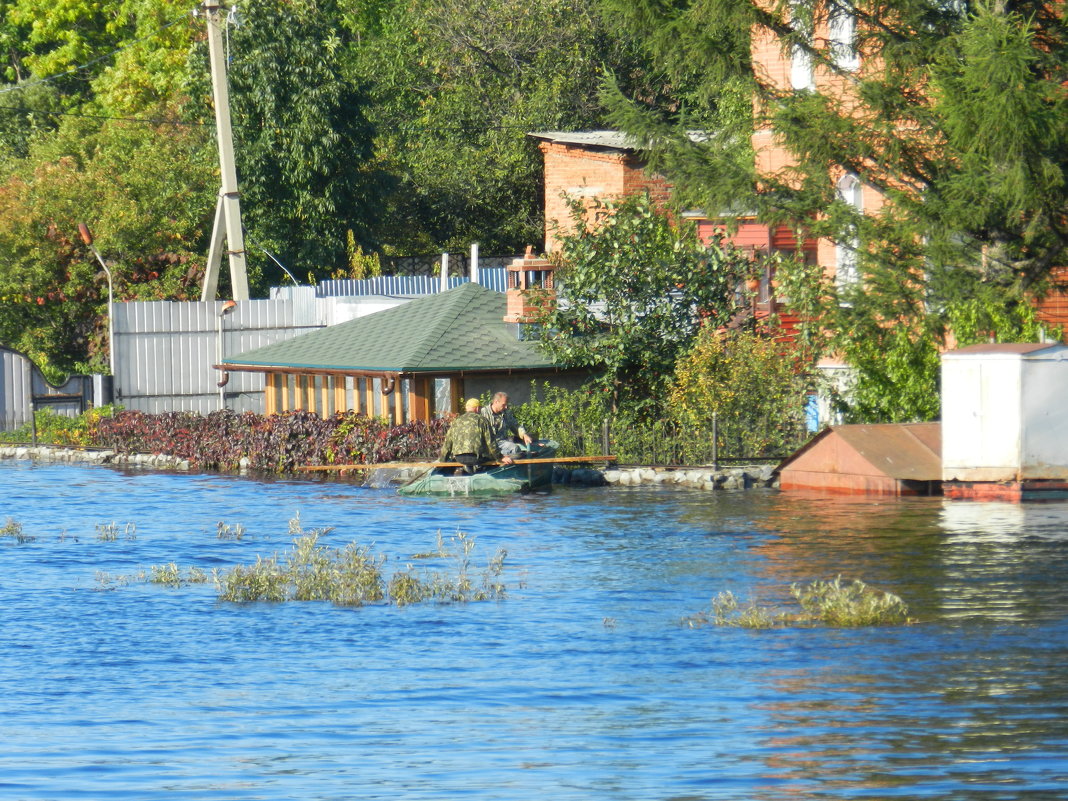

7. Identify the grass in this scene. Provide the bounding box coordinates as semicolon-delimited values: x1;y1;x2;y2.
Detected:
686;576;913;629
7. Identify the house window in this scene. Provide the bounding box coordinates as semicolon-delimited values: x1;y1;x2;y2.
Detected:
836;173;863;290
790;1;815;90
829;0;859;71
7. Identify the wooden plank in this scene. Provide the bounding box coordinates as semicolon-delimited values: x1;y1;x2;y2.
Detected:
264;372;279;415
364;376;375;418
410;377;430;422
334;376;347;414
280;373;291;412
299;457;619;469
393;381;403;424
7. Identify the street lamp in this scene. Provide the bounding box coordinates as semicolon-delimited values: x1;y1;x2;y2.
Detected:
77;223;115;378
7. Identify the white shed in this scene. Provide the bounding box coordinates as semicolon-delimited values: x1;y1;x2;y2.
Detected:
942;343;1068;486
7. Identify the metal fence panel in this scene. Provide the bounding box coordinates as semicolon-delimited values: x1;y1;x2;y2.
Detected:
0;348;31;430
317;267;508;297
113;300;323;415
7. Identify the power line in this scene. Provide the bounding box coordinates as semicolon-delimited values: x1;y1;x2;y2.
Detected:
0;103;214;127
0;100;563;135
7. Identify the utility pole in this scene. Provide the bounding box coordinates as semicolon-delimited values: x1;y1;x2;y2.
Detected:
200;0;250;301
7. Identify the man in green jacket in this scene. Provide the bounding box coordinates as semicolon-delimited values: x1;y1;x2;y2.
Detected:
440;398;514;474
482;391;534;456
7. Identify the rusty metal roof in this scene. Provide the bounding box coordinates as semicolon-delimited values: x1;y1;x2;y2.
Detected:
946;343;1062;355
778;422;942;481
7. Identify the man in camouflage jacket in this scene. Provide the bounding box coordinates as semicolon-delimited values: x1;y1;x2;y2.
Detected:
440;398;514;473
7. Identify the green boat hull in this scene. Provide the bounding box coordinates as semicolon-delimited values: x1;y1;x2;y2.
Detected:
398;442;557;497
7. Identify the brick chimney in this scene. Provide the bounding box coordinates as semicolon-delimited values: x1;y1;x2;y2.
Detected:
503;246;556;324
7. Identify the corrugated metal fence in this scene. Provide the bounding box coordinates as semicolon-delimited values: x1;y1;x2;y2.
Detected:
0;347;32;430
1;269;510;427
1;346;97;431
113;299;322;415
316;268;507;297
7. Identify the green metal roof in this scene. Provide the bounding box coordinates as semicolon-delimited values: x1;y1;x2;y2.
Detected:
223;282;556;373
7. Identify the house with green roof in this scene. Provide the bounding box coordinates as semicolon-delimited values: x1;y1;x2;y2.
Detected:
220;278;586;424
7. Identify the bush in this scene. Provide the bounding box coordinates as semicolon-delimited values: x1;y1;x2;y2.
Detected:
513;381;610;456
0;405;119;446
668;327;812;459
685;577;913;629
91;409;451;473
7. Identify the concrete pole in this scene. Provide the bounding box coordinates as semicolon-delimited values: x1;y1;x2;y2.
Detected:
201;0;249;301
440;252;449;292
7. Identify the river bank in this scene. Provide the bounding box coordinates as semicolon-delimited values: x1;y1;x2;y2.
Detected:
0;444;780;490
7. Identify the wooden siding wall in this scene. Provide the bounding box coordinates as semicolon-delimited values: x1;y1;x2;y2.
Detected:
263;373;437;424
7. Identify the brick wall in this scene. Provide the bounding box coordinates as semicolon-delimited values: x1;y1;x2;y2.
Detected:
538;140;672;253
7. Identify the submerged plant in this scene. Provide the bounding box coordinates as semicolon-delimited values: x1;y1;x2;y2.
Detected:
219;555;290;603
687;578;913;629
216;522;246;540
96;522;136;542
148;563;211;588
791;577;910;627
215;520;504;607
0;518;35;544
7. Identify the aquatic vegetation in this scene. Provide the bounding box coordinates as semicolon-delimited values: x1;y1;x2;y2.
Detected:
687;577;912;629
148;563;211;588
0;518;35;544
792;577;911;627
79;517;503;608
96;522;136;541
217;520;505;607
411;529;453;559
95;570;133;588
216;522;246;540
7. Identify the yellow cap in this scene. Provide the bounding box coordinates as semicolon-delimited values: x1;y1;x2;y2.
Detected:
465;398;481;412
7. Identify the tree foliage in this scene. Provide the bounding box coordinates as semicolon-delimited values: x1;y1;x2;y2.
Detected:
601;0;1068;421
0;115;215;376
536;193;750;415
354;0;654;254
218;0;384;284
669;326;812;457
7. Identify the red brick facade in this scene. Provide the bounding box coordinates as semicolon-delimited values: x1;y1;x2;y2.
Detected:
536;137;672;253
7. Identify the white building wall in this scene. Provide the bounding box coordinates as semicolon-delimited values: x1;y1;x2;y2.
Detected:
942;345;1068;482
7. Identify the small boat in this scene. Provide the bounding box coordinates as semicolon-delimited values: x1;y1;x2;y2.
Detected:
397;440;559;497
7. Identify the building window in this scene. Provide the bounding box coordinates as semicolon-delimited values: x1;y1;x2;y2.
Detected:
790;1;815;90
836;173;863;290
828;0;859;71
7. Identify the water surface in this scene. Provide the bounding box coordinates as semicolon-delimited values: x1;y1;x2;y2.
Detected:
1;462;1066;800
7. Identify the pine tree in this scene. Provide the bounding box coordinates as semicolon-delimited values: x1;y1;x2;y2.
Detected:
601;0;1068;421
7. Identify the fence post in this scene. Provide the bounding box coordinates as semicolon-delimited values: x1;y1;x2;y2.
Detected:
712;412;718;471
602;417;611;457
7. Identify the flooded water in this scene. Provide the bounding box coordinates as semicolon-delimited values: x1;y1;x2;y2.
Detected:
2;460;1067;800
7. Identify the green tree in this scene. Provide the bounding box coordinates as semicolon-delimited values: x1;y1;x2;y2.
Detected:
0;114;216;376
536;193;749;416
215;0;383;285
354;0;655;255
601;0;1068;421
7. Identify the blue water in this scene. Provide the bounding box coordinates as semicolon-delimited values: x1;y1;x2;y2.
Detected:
2;461;1067;800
